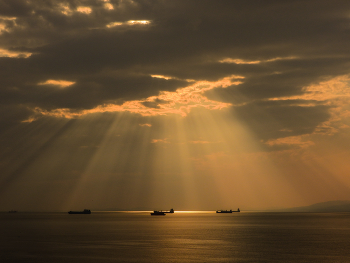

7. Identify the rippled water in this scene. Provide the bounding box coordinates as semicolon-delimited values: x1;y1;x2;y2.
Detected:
2;212;350;262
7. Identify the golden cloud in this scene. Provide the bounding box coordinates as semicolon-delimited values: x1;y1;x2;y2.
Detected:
104;3;114;10
266;74;350;144
265;135;315;148
0;48;32;58
151;138;169;144
106;20;151;28
77;7;92;14
28;75;242;121
38;79;75;88
219;56;297;64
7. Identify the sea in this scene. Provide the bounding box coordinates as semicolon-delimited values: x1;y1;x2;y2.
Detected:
1;211;350;262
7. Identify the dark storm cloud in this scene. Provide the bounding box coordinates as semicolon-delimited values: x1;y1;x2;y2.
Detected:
1;0;350;139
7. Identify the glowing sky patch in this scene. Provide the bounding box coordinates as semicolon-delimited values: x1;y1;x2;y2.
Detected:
151;138;169;143
265;75;350;145
59;4;73;16
104;3;114;10
0;16;16;20
77;7;92;14
0;16;18;34
2;1;350;212
28;75;242;120
151;75;173;80
127;20;150;25
106;22;123;28
281;75;350;103
189;140;210;144
220;58;261;64
265;135;315;148
38;79;75;88
0;48;32;58
107;20;151;28
219;56;297;64
268;75;350;113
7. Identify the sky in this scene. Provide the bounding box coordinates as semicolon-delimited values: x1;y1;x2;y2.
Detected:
1;0;350;211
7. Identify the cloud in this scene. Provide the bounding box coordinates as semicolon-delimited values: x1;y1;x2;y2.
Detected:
189;140;210;144
2;0;350;211
268;75;350;137
139;123;151;127
26;75;239;120
151;138;169;144
268;75;350;104
219;56;298;64
0;48;31;58
38;79;75;88
76;6;92;15
1;0;350;138
103;2;114;11
265;135;315;148
106;20;151;28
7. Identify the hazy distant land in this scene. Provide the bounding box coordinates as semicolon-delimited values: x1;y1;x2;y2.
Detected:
271;200;350;212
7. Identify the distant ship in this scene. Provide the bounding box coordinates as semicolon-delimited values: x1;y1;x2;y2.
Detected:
216;208;240;213
68;209;91;214
150;211;166;215
8;210;17;213
150;208;174;216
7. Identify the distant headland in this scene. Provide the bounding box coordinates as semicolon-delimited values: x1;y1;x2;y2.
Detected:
271;200;350;212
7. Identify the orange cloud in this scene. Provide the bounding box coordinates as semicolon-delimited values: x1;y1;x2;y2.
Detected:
59;4;74;15
264;75;350;146
189;140;210;144
77;7;92;14
151;138;169;144
0;48;32;58
269;75;350;104
265;135;315;148
38;79;75;88
0;16;18;34
28;75;242;121
270;75;350;135
219;56;297;64
106;20;151;28
151;75;174;80
220;58;261;64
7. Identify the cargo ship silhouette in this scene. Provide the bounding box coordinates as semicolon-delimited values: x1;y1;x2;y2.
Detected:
68;209;91;214
150;208;174;215
216;208;240;213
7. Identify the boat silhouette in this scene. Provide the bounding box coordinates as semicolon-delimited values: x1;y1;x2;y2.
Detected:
150;211;166;215
216;208;240;213
68;209;91;214
150;208;174;215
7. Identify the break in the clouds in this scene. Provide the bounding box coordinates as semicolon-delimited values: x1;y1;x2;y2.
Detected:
1;0;350;211
1;0;350;140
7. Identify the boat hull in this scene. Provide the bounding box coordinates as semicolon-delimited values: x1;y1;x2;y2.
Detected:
150;208;173;215
216;209;240;213
68;209;91;214
150;212;166;215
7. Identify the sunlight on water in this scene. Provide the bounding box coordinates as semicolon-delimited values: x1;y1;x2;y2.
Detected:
2;212;350;262
173;211;216;213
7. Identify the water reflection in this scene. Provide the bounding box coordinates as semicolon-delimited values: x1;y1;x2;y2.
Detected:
2;212;350;262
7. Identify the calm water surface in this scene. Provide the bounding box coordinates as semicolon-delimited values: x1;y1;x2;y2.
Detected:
1;212;350;262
